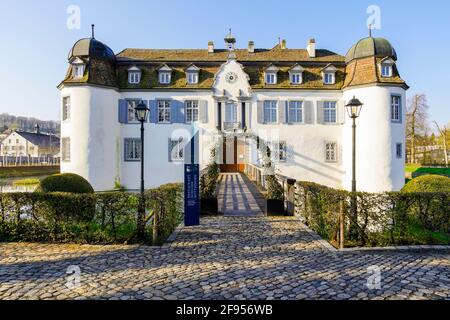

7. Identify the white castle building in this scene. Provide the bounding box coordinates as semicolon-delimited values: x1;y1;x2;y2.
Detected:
58;30;408;192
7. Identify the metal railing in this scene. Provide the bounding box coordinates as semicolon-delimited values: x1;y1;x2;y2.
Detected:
223;122;242;131
0;155;60;167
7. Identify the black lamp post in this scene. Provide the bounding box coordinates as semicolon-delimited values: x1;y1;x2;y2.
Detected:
345;96;363;236
135;101;150;240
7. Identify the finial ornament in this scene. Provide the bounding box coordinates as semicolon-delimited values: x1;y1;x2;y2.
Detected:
368;24;372;38
91;24;95;39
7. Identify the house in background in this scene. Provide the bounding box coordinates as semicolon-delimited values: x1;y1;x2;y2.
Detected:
58;30;408;192
0;125;60;157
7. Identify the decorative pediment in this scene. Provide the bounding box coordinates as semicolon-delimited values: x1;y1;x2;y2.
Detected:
321;64;337;72
185;64;200;72
157;64;172;72
289;64;304;73
264;63;279;72
213;59;252;98
380;57;395;65
127;65;141;72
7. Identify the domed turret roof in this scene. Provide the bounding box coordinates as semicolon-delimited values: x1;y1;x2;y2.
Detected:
345;37;397;63
68;38;115;61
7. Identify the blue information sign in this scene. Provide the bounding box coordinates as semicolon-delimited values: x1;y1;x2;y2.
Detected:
184;164;200;226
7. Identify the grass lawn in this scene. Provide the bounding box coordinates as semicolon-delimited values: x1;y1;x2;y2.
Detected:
0;166;60;178
406;164;450;175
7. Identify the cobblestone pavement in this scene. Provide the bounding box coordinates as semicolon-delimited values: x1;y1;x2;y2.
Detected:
0;216;449;300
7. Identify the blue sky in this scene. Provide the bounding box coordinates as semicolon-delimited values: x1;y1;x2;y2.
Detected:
0;0;448;126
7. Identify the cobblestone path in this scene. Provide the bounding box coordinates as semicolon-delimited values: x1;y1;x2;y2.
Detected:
0;216;449;300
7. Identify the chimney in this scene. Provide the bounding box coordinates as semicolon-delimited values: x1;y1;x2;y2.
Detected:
248;41;255;53
208;41;214;53
281;39;287;50
35;124;40;134
307;38;316;58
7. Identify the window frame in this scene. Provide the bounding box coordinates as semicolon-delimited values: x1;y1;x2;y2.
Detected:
381;64;393;78
263;100;278;123
159;71;171;84
62;96;71;121
323;72;335;85
391;95;402;123
169;138;185;162
72;64;85;79
323;101;337;124
288;100;304;123
265;72;277;85
325;141;338;163
278;141;287;162
61;137;71;162
157;100;171;123
124;138;142;162
290;72;302;85
128;71;141;84
185;100;199;123
396;143;403;159
126;100;140;123
186;72;199;85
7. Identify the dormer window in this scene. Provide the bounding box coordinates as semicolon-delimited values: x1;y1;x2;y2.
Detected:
289;64;304;85
70;57;85;79
128;66;141;84
380;57;395;78
264;64;279;85
185;64;200;85
157;64;172;85
322;64;337;85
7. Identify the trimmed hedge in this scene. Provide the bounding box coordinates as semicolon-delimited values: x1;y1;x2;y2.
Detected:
402;175;450;193
36;173;94;194
295;181;450;247
0;183;183;245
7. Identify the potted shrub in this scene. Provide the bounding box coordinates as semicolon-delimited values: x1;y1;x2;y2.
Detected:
265;175;285;216
200;162;220;215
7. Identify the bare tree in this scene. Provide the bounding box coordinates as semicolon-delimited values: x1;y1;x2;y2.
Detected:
406;94;429;164
433;121;449;167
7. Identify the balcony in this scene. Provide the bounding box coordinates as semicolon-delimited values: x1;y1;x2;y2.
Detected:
223;122;242;131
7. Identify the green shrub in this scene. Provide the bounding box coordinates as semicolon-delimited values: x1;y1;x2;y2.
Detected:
36;173;94;194
266;175;284;200
200;162;220;199
402;175;450;193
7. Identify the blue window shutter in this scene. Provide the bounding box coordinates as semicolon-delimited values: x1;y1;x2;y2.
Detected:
118;99;127;123
179;100;186;123
170;100;178;123
149;100;157;123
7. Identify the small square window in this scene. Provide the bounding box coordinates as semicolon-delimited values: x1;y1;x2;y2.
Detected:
288;101;303;123
325;142;337;162
290;73;302;84
187;72;199;84
323;72;335;85
186;100;199;123
265;72;277;84
381;65;392;77
124;138;141;161
128;71;141;84
159;72;171;84
73;65;84;78
396;143;403;159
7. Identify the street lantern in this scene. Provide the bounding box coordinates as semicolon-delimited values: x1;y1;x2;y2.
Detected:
345;96;363;119
345;96;364;240
135;101;150;122
135;100;149;241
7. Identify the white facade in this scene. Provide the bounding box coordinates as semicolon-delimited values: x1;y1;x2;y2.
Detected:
59;35;407;192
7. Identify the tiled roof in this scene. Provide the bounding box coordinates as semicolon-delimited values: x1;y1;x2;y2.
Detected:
15;131;60;148
116;48;345;63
